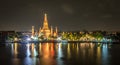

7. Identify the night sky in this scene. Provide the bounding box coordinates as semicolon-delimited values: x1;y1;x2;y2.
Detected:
0;0;120;31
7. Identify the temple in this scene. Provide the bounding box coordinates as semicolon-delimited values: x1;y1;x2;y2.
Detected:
31;13;58;40
39;13;51;38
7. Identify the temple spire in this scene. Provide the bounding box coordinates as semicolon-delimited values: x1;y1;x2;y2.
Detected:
51;26;53;36
43;13;49;30
31;26;34;38
40;13;50;38
44;13;47;22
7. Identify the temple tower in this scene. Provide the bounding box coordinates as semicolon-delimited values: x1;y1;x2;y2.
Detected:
50;26;53;36
31;26;34;38
55;27;58;35
38;27;41;37
53;27;58;37
40;13;50;38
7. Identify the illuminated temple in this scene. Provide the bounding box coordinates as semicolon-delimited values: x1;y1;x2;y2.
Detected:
31;13;58;39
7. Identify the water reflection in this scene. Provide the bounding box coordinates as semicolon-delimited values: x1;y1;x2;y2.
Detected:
102;44;109;65
24;44;33;65
57;43;64;65
97;44;101;65
67;43;71;59
7;43;112;65
26;44;30;57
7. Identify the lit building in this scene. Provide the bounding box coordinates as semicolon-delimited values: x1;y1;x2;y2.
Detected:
39;13;51;38
53;27;58;37
31;13;58;39
31;26;35;38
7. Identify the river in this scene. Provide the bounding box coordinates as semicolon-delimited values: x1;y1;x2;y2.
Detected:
0;43;120;65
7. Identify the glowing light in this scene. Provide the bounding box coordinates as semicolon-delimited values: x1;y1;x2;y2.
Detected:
11;44;14;55
57;37;62;41
102;44;109;64
58;43;63;58
67;44;71;58
97;45;101;64
27;38;31;41
26;44;30;57
31;36;34;39
39;43;42;56
33;37;38;40
30;43;37;57
14;43;18;56
14;37;18;41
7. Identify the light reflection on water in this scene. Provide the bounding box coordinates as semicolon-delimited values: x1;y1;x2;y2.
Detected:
5;43;113;65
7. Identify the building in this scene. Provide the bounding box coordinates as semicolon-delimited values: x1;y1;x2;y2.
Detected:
31;13;58;39
39;13;51;38
31;26;35;38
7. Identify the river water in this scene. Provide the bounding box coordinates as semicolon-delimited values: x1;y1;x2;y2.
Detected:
0;43;120;65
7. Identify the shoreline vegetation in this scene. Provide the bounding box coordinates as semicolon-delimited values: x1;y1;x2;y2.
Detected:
0;31;120;44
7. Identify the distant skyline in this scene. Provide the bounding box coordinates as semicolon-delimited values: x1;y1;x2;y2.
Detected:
0;0;120;31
